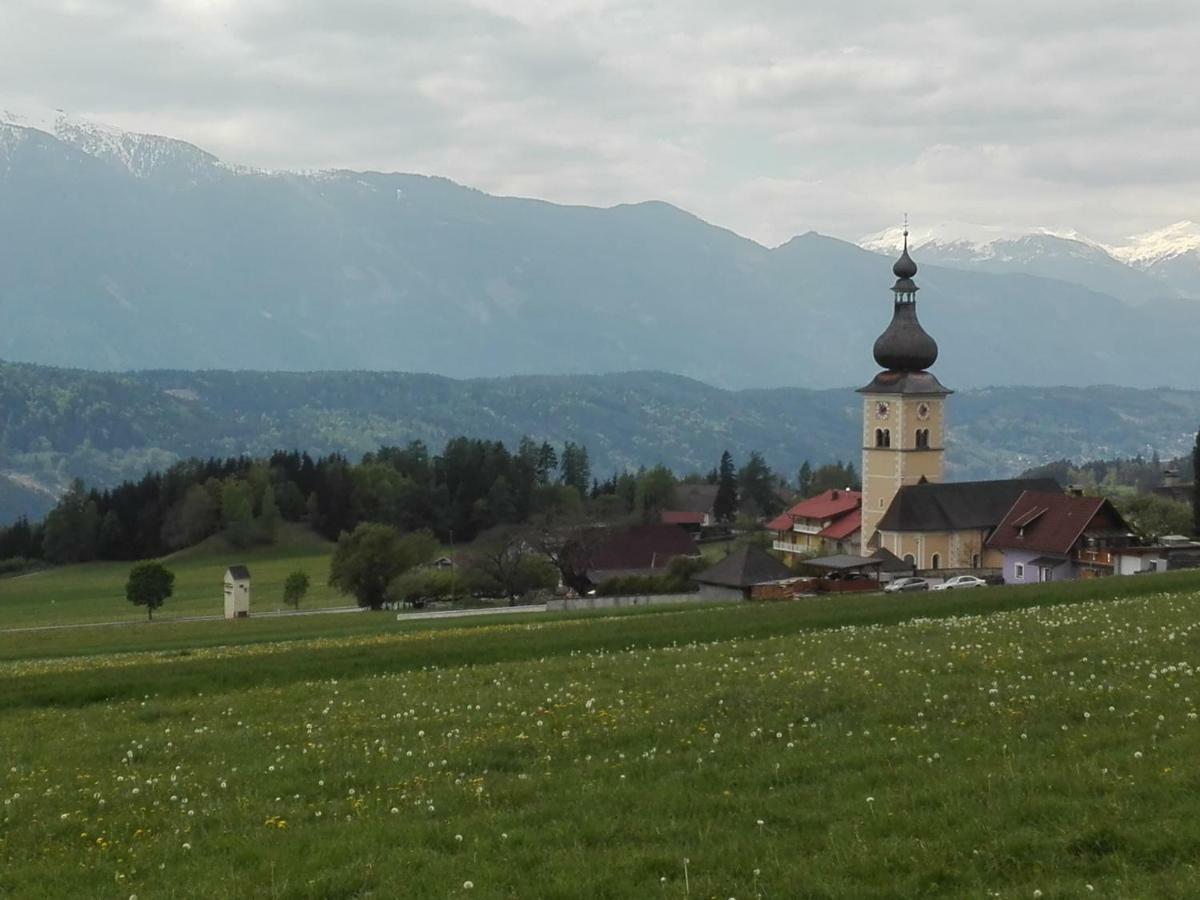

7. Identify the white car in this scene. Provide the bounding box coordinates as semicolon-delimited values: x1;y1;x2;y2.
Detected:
932;575;987;591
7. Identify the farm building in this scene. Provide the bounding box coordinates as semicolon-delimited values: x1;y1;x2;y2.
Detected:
223;566;251;619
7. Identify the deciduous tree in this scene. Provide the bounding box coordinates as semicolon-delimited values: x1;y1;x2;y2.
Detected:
125;561;174;621
283;570;310;609
328;524;439;610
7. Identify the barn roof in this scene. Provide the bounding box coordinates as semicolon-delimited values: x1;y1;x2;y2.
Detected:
589;524;699;572
695;544;794;588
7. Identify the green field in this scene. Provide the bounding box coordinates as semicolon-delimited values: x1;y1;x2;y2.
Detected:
5;571;1200;897
0;525;348;629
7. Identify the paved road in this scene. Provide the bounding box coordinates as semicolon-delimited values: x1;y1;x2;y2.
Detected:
0;602;549;635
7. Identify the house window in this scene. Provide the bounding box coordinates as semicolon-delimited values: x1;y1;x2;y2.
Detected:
1014;563;1025;581
930;553;940;570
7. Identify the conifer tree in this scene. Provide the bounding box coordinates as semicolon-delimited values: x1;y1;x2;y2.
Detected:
713;451;739;524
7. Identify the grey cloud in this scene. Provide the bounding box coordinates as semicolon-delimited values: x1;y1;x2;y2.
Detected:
0;0;1197;246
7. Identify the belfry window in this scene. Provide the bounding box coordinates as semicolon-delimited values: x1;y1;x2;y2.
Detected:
915;428;930;449
875;428;891;448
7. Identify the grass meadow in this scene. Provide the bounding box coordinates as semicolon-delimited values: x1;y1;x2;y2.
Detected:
0;525;347;629
4;571;1200;896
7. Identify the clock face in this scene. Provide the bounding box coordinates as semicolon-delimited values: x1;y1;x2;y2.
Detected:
875;401;890;420
916;402;931;421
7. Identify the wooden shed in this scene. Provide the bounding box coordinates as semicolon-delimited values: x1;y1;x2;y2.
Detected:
223;565;251;619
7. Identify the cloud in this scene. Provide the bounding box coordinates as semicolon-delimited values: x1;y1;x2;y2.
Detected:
1;0;1197;246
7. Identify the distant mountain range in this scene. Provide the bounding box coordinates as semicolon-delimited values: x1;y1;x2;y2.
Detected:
860;221;1200;305
3;112;1200;390
2;362;1197;524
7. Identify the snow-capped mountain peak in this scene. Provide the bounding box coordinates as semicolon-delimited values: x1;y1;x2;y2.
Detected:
859;220;1109;259
1;106;218;178
1110;221;1200;266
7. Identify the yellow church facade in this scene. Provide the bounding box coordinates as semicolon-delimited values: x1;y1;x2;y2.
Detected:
859;234;1058;575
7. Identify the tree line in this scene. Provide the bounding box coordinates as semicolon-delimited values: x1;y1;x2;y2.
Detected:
0;437;853;568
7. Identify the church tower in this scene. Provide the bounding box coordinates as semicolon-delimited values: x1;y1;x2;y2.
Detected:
858;230;951;545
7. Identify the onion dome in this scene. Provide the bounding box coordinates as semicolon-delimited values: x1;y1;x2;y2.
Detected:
872;231;939;371
872;301;938;371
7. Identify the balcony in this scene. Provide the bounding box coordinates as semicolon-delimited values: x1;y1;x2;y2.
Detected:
791;522;822;535
774;540;810;555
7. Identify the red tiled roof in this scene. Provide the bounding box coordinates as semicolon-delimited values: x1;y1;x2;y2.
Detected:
819;508;862;541
661;511;706;526
768;489;862;535
988;491;1132;555
788;489;862;520
764;512;794;532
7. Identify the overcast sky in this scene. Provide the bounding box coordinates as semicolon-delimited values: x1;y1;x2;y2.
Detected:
2;0;1198;246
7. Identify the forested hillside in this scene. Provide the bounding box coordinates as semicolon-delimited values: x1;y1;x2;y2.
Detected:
6;118;1200;392
2;362;1198;523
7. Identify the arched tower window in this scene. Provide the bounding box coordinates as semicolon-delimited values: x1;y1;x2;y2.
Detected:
930;553;941;570
914;428;930;449
883;429;891;448
875;428;891;448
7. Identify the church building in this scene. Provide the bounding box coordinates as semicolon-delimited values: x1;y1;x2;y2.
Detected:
859;233;1058;574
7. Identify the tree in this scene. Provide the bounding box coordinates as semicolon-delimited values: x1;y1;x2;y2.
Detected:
125;561;174;621
487;475;518;525
386;567;458;608
328;524;439;610
42;480;100;564
634;465;677;522
536;443;558;486
738;451;783;517
808;460;862;495
283;570;310;609
1193;428;1200;536
713;451;739;524
162;483;218;550
1118;494;1191;541
469;527;557;604
221;480;256;549
259;485;280;543
560;443;591;496
797;461;814;497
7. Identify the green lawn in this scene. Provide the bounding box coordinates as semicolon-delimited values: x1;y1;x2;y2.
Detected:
5;572;1200;896
0;524;347;628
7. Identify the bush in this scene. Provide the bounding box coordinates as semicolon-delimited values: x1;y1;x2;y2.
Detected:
0;557;40;577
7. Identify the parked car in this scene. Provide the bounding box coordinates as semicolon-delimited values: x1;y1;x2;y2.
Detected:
884;576;928;593
931;575;988;591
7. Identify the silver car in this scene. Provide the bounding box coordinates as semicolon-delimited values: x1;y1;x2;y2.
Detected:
884;576;928;593
931;575;987;591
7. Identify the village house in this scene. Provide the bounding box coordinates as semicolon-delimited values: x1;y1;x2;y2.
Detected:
766;488;862;562
660;483;719;533
586;523;701;586
987;490;1136;582
694;544;797;601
